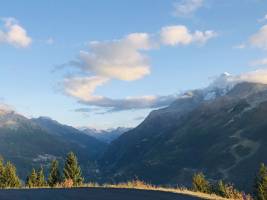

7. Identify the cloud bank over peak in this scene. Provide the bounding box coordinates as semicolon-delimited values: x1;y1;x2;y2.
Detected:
70;69;267;113
209;70;267;90
0;18;32;48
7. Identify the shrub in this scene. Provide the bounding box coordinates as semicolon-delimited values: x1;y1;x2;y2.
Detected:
213;180;242;199
192;172;211;193
62;179;73;188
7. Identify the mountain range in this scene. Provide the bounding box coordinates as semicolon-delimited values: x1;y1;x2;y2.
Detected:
1;80;267;191
79;127;132;143
0;111;107;179
99;81;267;191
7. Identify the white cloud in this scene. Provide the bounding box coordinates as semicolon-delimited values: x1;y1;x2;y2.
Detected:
0;18;32;48
250;25;267;50
192;30;217;43
78;33;153;81
160;26;192;45
160;25;216;46
236;69;267;84
63;76;109;102
173;0;204;17
69;27;215;81
89;95;177;112
61;25;216;112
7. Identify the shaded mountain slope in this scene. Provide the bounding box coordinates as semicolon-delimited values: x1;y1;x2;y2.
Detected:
0;111;106;180
32;117;107;158
99;82;267;191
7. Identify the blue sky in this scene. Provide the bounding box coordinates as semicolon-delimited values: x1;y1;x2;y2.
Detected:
1;0;267;129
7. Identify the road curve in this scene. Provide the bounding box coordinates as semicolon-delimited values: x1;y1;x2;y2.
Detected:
0;187;202;200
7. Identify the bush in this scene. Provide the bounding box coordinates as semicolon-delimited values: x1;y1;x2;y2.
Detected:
192;172;211;193
213;180;242;199
61;179;73;188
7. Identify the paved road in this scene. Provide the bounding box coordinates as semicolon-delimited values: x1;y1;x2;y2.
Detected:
0;188;202;200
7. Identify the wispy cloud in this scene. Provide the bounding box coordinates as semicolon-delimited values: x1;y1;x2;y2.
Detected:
0;17;32;48
250;57;267;67
247;24;267;67
172;0;204;17
63;76;177;112
45;37;54;45
249;25;267;50
233;44;246;49
258;14;267;23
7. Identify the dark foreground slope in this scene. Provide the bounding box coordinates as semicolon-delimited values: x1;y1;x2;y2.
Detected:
100;82;267;191
0;188;201;200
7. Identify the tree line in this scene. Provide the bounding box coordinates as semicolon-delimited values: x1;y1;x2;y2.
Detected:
192;163;267;200
1;152;267;200
0;152;83;188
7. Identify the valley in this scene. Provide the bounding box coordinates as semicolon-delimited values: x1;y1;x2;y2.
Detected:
1;82;267;193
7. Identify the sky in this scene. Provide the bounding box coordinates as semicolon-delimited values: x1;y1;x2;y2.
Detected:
1;0;267;129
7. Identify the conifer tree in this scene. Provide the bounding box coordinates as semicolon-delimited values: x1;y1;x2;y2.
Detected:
2;162;21;188
192;172;211;193
0;156;5;188
254;163;267;200
63;152;83;186
36;166;47;187
48;160;61;187
26;168;38;188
